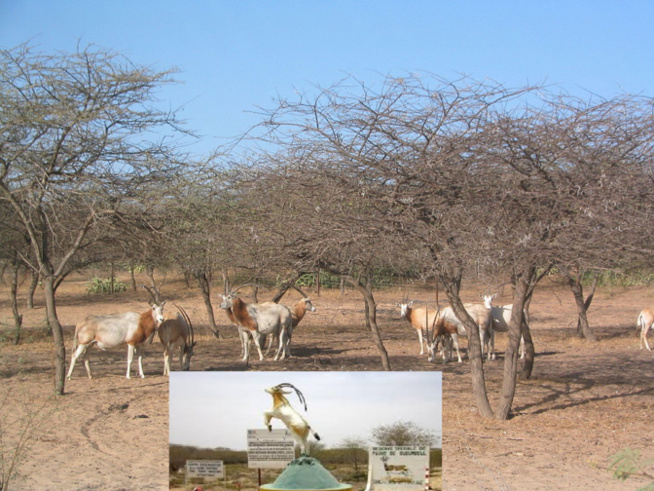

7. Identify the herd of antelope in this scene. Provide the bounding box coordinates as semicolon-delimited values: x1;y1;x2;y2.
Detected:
65;282;654;379
397;294;527;364
65;283;317;379
399;293;654;364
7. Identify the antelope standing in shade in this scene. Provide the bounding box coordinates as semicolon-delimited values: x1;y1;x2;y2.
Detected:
399;298;493;362
399;300;463;363
158;304;196;374
219;289;292;362
261;287;317;357
637;308;654;351
482;294;528;359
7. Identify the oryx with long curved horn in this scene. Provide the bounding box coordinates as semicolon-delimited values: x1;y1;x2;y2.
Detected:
158;303;196;374
219;284;292;362
67;288;166;379
260;284;317;357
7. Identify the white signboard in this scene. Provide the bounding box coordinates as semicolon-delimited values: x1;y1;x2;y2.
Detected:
247;429;296;469
366;446;429;491
186;460;224;480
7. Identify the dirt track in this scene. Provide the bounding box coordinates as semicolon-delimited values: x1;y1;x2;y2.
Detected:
1;275;653;490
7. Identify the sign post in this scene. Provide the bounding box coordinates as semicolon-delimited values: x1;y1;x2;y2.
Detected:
247;429;296;489
247;429;296;469
185;460;224;488
365;446;430;491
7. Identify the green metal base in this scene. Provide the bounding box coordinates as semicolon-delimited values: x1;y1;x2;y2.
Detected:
260;456;352;491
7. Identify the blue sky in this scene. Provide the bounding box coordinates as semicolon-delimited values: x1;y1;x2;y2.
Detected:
169;371;442;450
2;1;653;158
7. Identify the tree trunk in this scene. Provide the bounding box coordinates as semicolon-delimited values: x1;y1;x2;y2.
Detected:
438;270;493;418
353;280;391;371
27;269;38;309
10;263;23;345
519;319;535;379
565;269;597;342
195;272;220;338
129;265;137;292
43;276;66;395
109;261;116;294
577;276;598;335
146;264;157;291
271;273;303;303
221;268;230;295
496;269;532;419
519;265;551;379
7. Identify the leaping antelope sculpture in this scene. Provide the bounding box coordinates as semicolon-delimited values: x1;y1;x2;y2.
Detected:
264;383;320;455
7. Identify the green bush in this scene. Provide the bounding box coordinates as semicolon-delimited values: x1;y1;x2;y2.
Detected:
608;448;654;489
295;269;399;290
579;269;654;288
87;277;128;294
296;271;342;289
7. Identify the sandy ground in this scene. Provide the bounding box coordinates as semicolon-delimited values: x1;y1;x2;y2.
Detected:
1;274;653;490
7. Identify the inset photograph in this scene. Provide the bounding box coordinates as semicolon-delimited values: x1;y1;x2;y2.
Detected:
169;372;442;491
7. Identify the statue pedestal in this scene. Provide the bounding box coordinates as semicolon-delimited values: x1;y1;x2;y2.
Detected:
261;456;352;491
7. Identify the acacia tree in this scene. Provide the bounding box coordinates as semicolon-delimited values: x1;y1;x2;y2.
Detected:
156;160;256;338
0;44;187;395
234;150;411;370
253;74;654;419
487;92;654;351
255;75;533;413
371;421;437;447
339;437;368;474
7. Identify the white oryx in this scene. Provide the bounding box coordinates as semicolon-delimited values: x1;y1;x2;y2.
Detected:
66;301;166;379
219;291;292;362
482;294;528;359
452;300;494;360
158;304;196;375
261;297;317;357
288;297;317;328
636;308;654;351
400;298;493;362
398;300;438;356
264;383;320;455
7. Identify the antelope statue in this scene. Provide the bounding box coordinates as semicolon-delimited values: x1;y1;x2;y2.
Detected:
264;383;320;455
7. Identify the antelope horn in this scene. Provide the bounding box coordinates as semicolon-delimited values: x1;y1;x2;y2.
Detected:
275;383;308;411
291;284;311;300
142;284;162;305
230;283;263;295
174;303;194;345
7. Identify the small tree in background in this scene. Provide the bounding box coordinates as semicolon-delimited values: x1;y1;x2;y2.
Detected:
340;437;369;475
371;421;437;447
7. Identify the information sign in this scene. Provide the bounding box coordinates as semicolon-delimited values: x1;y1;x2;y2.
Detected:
247;429;296;469
186;460;224;480
366;446;430;491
